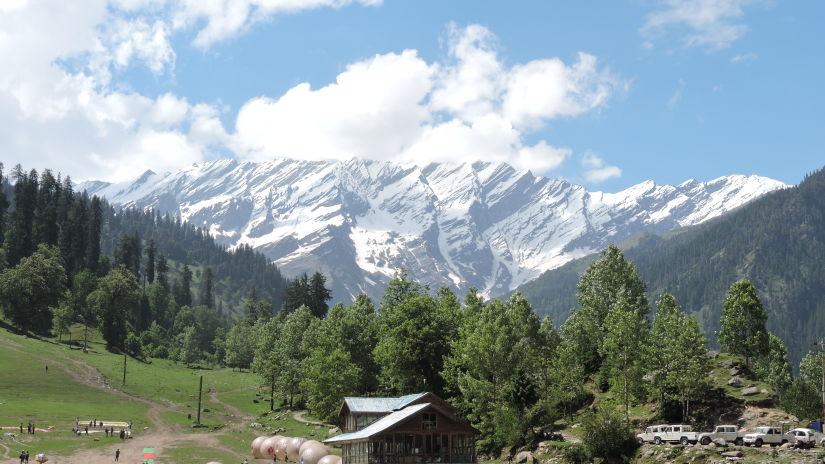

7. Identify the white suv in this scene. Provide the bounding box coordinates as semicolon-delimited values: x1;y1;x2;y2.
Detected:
697;425;745;446
742;427;788;447
637;424;697;445
637;425;667;444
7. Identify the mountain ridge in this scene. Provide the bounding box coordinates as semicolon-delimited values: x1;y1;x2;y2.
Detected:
80;158;787;302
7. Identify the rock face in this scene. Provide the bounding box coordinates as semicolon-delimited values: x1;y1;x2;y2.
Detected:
82;158;786;302
741;386;759;396
728;377;745;387
514;451;532;463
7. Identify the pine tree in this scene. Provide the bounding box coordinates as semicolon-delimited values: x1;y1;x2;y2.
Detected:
85;196;102;274
718;280;769;369
200;267;214;308
145;239;156;284
176;263;192;307
0;163;9;248
308;271;331;318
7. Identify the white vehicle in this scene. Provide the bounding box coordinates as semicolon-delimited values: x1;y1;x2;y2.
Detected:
636;425;667;444
786;428;817;448
742;426;788;447
660;425;698;445
697;425;745;446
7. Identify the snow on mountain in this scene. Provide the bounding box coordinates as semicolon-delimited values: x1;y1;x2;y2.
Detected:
80;158;787;302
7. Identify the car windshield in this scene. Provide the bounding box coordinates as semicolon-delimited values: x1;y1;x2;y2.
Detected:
755;427;770;433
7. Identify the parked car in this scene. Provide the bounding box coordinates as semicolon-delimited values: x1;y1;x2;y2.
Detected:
637;425;667;444
787;428;817;449
697;425;745;446
637;424;697;445
660;425;699;445
742;426;788;447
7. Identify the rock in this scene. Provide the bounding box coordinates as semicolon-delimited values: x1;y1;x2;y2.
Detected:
202;408;210;412
253;399;260;403
779;442;791;449
741;387;758;396
729;368;740;376
720;451;742;458
728;377;745;387
571;423;581;429
329;427;340;435
514;451;532;463
713;438;728;447
723;359;734;368
707;350;719;358
310;431;316;436
760;389;769;395
250;422;262;428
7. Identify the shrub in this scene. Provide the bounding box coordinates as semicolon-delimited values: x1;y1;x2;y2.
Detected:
580;403;638;463
562;444;589;464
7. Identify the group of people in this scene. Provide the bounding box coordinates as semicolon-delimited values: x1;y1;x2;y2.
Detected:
18;423;36;435
17;450;29;464
71;418;128;439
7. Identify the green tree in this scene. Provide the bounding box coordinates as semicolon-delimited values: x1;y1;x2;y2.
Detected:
87;266;140;350
718;280;769;368
574;245;648;374
225;323;255;370
145;239;156;284
374;276;460;395
0;244;66;334
780;378;822;420
442;292;545;452
754;333;793;396
600;293;648;420
302;347;360;422
251;317;282;410
0;163;8;247
178;326;200;367
646;294;710;420
273;306;317;406
324;293;379;392
52;294;75;343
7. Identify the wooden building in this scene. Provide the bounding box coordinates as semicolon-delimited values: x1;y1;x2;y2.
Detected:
324;392;478;464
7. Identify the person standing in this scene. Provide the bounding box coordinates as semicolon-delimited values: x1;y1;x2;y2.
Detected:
115;448;120;462
19;423;22;434
19;451;24;464
24;451;29;464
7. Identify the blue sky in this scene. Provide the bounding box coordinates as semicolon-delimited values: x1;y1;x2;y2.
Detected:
1;0;822;191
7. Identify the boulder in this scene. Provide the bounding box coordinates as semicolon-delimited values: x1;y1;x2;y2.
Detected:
760;389;770;395
514;451;532;463
707;350;719;358
728;377;745;387
722;359;734;368
740;386;758;396
713;438;728;447
720;450;743;458
729;368;740;376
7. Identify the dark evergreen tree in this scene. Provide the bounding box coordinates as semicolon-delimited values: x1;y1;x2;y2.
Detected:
115;233;141;278
175;263;193;307
145;239;156;284
85;196;101;274
33;169;60;246
283;273;310;313
156;253;169;290
308;271;332;318
5;166;37;265
200;266;214;308
0;163;7;247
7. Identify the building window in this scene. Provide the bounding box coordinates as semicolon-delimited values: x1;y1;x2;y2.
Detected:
423;413;437;431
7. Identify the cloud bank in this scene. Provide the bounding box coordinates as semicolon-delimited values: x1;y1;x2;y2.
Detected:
0;1;625;182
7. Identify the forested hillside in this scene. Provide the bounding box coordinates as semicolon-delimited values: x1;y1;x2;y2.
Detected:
517;165;825;367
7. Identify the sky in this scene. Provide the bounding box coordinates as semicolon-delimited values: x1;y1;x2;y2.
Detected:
0;0;822;192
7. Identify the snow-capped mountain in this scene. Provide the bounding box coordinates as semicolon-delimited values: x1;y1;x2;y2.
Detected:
81;158;787;301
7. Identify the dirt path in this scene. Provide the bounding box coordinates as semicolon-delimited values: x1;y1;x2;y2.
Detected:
292;411;335;428
0;343;247;464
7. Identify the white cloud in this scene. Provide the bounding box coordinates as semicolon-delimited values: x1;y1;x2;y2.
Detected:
172;0;383;48
581;152;621;183
730;52;757;63
0;0;624;183
642;0;757;50
234;24;623;174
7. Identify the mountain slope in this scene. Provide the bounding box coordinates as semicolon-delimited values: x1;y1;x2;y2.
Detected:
516;166;825;367
81;158;786;302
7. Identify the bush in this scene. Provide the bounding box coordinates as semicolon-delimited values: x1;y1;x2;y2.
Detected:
580;403;638;463
562;444;589;464
152;344;169;359
125;332;143;358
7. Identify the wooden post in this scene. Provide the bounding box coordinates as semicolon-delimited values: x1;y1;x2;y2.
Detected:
196;375;203;425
